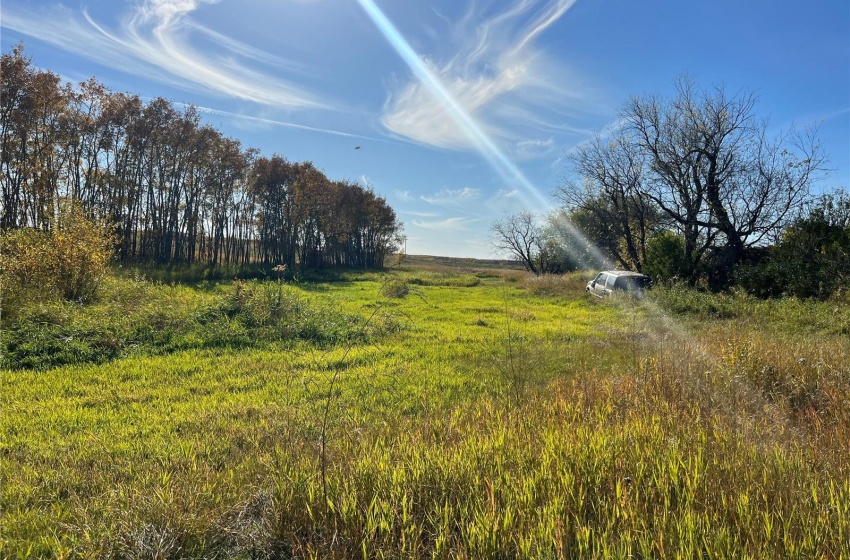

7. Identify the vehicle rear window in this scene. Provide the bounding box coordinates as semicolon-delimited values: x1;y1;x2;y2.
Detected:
616;276;650;290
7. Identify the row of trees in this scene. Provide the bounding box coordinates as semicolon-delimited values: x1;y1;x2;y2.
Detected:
492;77;847;296
1;45;402;270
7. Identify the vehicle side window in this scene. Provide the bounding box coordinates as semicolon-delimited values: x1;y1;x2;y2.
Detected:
607;275;618;288
595;273;605;284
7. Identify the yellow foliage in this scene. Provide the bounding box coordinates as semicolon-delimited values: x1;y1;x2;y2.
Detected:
1;206;114;311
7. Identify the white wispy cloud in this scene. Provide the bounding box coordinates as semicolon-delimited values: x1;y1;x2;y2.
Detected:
379;0;583;150
515;137;555;159
816;106;850;123
411;217;482;232
484;188;537;214
562;116;628;158
2;0;324;109
492;189;520;200
182;104;383;139
403;210;441;218
420;187;482;206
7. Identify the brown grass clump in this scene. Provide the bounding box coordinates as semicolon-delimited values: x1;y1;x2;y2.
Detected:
380;279;409;298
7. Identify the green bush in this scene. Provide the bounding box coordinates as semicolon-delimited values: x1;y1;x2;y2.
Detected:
643;231;688;284
736;191;850;299
2;320;122;370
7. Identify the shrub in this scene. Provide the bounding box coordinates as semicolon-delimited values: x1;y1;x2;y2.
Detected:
643;231;688;284
0;207;114;314
219;279;371;346
381;279;409;298
736;191;850;299
51;208;115;301
0;275;377;370
0;227;53;313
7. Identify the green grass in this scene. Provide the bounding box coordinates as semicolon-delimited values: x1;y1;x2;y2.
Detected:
2;270;848;558
651;283;850;336
0;275;393;370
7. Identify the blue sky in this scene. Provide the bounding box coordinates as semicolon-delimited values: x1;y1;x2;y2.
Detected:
2;0;848;258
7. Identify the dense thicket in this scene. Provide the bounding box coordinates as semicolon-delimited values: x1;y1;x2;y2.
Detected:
0;45;401;270
736;191;850;299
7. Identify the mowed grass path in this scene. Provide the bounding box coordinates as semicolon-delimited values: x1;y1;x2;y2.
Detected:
2;270;849;558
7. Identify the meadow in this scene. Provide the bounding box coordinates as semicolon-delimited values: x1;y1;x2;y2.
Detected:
1;263;849;558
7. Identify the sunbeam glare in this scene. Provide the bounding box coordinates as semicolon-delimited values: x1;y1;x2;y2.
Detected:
356;0;611;268
354;0;743;405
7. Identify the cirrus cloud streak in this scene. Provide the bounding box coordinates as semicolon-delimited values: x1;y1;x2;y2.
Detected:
379;0;584;152
2;0;325;109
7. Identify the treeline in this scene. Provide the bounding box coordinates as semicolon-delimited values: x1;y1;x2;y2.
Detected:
0;45;402;270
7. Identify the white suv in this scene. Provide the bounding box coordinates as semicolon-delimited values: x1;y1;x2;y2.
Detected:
586;270;652;298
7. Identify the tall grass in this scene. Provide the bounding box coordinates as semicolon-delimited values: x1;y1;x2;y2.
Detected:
1;269;848;557
651;283;850;335
521;272;590;296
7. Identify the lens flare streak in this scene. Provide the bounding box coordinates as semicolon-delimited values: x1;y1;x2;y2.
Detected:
356;0;610;268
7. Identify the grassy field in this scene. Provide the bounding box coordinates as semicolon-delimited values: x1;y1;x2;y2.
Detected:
1;264;849;558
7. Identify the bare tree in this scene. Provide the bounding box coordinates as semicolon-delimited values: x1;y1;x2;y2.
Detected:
490;210;546;275
558;129;659;271
562;76;826;287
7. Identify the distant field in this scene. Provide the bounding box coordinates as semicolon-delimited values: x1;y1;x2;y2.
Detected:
2;266;848;558
393;253;526;272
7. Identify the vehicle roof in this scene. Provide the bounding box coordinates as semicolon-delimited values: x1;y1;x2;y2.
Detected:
599;270;649;278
